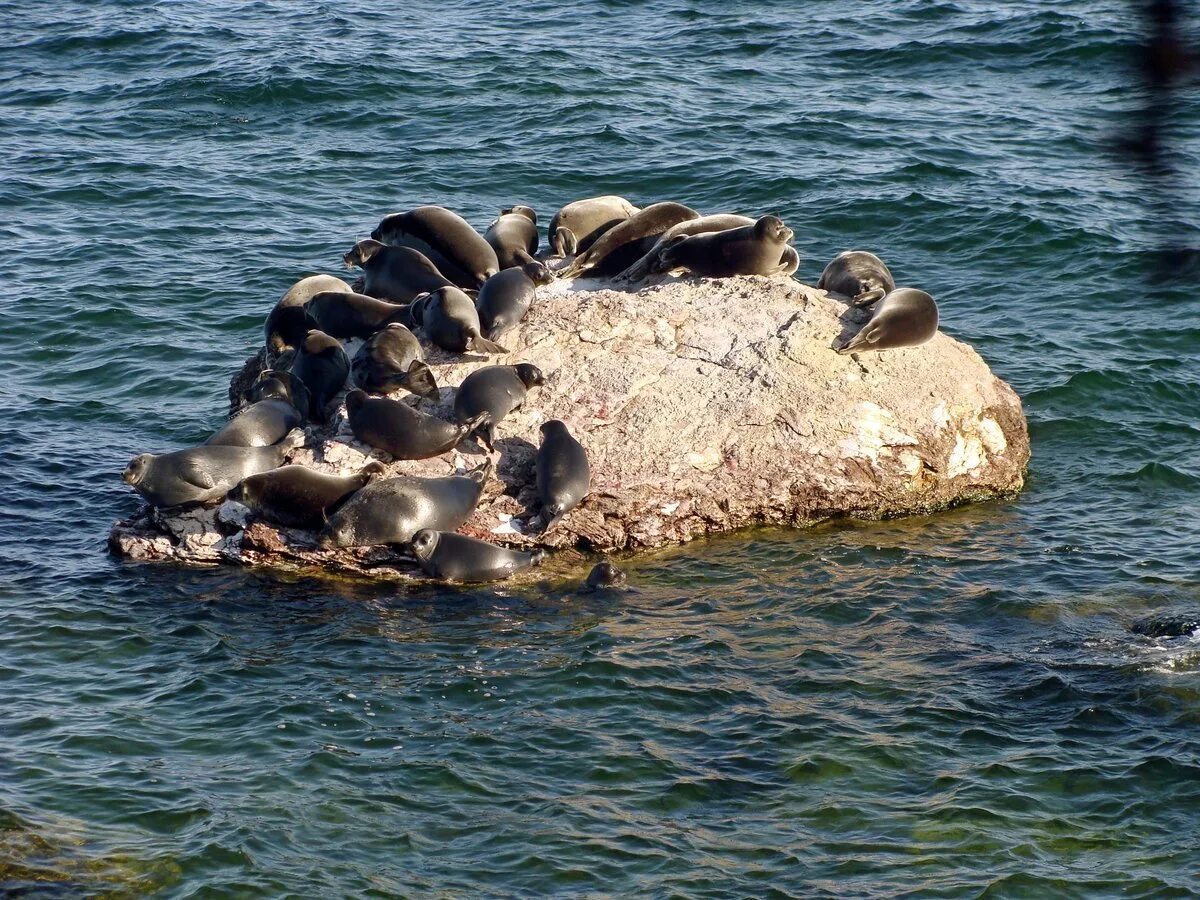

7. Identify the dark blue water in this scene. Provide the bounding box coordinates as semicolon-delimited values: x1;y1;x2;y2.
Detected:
3;1;1200;895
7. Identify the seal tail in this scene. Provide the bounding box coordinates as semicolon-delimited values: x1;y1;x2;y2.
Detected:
837;326;878;355
468;333;509;355
402;360;440;399
460;413;495;452
361;460;387;480
542;504;566;532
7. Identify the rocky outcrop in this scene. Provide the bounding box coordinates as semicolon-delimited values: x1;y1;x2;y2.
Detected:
110;275;1029;581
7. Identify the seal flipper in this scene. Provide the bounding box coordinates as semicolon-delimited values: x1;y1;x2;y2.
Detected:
551;226;577;258
178;461;217;491
853;287;886;307
402;360;440;399
468;333;509;355
837;324;881;355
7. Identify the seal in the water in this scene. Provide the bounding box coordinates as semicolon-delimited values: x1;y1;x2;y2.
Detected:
556;201;699;279
535;419;590;530
837;288;939;354
420;286;507;354
317;461;491;548
306;290;413;339
206;398;302;448
229;462;385;530
122;431;304;509
616;214;754;281
547;195;639;257
346;389;484;459
288;329;349;422
452;363;545;450
243;369;311;420
818;251;896;307
342;239;455;303
483;206;539;269
370;206;499;289
583;560;627;591
654;215;795;278
1130;614;1200;639
265;274;351;355
409;529;546;583
350;323;439;398
475;262;553;340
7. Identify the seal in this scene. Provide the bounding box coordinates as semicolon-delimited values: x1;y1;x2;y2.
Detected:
420;286;507;355
817;251;896;307
475;262;553;340
265;274;351;355
317;461;491;548
616;214;754;281
583;560;627;591
342;239;455;303
547;195;639;257
535;419;590;530
122;431;304;509
306;290;413;339
837;288;939;354
370;206;499;289
409;529;546;583
288;329;349;422
452;363;545;450
483;206;539;269
351;323;439;398
207;398;302;448
346;389;484;459
229;461;386;530
1130;613;1200;639
556;201;699;279
654;215;795;278
242;369;311;420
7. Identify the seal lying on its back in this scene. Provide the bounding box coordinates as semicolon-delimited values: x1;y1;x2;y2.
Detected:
654;216;795;279
453;363;545;450
229;462;385;530
410;529;546;583
123;431;304;509
837;288;939;354
206;398;302;448
265;274;351;355
818;251;895;307
371;206;499;289
419;286;507;355
475;262;553;340
547;195;639;257
351;323;439;398
317;461;491;548
556;202;699;279
343;239;454;303
616;214;754;282
535;420;590;530
483;206;539;269
346;390;484;460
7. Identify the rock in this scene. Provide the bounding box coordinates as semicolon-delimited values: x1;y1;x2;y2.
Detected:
110;275;1029;579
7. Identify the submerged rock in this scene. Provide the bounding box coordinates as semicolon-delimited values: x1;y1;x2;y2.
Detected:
110;275;1029;581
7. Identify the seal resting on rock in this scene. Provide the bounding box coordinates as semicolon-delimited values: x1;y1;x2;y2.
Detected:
342;239;455;303
452;363;545;450
317;462;491;548
556;201;699;279
370;205;499;289
475;262;553;341
306;290;413;339
346;389;484;460
206;399;302;448
265;274;351;355
242;370;311;420
837;288;939;354
484;206;539;269
616;214;754;282
535;419;590;530
410;529;546;583
419;286;507;355
654;215;795;279
547;195;638;257
289;329;349;422
350;324;439;398
818;251;895;307
229;462;385;529
123;432;304;509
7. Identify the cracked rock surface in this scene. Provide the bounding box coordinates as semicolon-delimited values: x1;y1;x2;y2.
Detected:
110;275;1030;580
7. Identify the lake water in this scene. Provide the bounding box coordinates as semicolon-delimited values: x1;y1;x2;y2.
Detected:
3;0;1199;895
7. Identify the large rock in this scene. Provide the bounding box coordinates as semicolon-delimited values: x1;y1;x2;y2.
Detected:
110;275;1029;581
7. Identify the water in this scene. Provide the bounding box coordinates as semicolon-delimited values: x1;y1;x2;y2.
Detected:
3;0;1200;895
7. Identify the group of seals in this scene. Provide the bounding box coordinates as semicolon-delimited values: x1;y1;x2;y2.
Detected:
123;192;948;586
